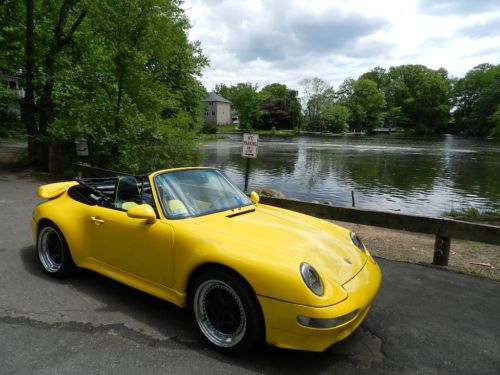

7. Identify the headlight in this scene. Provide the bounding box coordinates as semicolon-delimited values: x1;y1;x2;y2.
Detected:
350;231;365;253
300;262;324;296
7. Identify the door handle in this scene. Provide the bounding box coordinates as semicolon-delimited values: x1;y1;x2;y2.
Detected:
90;216;105;225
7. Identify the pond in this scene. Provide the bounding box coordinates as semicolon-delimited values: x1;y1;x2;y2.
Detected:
202;134;500;217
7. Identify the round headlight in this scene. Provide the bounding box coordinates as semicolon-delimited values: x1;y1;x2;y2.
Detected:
300;262;324;296
350;231;365;252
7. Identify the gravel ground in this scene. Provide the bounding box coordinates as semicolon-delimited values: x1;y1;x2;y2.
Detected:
335;221;500;281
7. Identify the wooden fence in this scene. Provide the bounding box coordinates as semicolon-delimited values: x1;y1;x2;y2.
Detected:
259;196;500;266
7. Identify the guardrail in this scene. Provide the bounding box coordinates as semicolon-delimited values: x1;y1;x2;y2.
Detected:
259;197;500;266
72;163;499;266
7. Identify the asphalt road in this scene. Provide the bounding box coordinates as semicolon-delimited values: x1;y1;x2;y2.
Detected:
0;170;499;374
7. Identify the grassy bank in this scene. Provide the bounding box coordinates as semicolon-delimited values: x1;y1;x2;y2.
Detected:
442;207;500;223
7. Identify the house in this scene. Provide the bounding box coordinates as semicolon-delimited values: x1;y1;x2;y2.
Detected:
202;92;231;125
2;75;25;118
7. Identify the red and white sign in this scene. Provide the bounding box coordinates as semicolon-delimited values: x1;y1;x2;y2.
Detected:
241;133;259;158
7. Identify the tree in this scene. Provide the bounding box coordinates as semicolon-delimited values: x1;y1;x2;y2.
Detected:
215;82;262;129
0;0;25;133
454;63;500;135
320;104;350;133
386;65;451;133
338;78;386;131
299;77;334;130
47;0;208;172
259;83;302;129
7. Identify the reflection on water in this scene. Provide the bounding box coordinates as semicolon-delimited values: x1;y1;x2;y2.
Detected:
202;134;500;216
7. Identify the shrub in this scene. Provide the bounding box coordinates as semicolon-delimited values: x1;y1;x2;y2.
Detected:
202;123;218;134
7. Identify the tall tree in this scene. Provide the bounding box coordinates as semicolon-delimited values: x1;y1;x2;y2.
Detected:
386;65;451;133
338;78;386;131
48;0;208;172
299;77;334;129
259;83;302;129
454;63;500;136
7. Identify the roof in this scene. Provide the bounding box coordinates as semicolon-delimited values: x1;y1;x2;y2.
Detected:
203;92;231;104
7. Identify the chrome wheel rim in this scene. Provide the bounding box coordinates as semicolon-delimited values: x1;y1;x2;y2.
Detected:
38;227;63;273
194;280;246;348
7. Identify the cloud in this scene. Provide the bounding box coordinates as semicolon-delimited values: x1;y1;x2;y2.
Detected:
192;0;387;63
184;0;500;92
418;0;500;15
459;16;500;38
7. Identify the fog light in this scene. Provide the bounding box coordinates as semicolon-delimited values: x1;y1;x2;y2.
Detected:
297;310;359;329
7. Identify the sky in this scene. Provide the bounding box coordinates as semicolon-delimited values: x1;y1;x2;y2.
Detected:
183;0;500;92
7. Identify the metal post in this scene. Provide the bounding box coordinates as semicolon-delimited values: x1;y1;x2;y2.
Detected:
433;234;451;266
244;158;251;193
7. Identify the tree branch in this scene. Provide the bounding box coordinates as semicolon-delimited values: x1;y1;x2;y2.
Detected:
61;9;87;46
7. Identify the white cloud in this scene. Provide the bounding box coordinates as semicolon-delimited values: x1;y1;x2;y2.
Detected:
184;0;500;92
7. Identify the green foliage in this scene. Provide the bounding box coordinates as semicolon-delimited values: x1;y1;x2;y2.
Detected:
1;0;207;173
299;77;334;130
320;104;350;133
338;78;386;131
454;63;500;136
259;83;302;130
386;65;451;133
215;82;262;129
202;123;218;134
444;207;499;222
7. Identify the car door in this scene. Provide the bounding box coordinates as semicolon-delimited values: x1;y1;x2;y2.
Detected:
86;204;175;287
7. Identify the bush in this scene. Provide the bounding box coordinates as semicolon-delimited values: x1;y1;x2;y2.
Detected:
202;123;218;134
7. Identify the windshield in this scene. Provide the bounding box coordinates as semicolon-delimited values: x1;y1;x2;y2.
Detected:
154;169;253;219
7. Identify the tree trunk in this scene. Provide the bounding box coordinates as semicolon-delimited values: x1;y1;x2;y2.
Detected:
35;1;87;171
23;0;38;163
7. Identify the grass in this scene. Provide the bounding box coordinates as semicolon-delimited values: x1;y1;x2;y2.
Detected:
197;134;228;141
442;207;500;222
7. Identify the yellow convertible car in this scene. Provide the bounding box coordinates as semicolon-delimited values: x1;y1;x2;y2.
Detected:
31;167;381;353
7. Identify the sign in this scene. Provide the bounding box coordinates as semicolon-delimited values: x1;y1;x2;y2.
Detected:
75;138;89;156
241;133;258;158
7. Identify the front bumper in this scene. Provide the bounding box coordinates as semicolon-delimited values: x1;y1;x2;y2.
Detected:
258;259;382;352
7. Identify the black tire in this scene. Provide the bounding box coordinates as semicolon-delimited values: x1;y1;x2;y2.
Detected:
189;269;263;354
37;222;76;278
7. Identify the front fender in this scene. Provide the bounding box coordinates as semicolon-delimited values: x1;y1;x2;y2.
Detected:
172;221;348;307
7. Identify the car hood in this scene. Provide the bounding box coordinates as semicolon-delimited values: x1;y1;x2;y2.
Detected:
196;205;366;285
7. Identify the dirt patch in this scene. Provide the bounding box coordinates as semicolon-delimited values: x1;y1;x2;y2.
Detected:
333;220;500;280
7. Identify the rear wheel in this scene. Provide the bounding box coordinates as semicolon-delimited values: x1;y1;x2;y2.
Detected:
190;270;263;354
37;223;75;278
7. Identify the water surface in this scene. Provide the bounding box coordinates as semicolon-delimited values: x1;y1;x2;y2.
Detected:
202;134;500;216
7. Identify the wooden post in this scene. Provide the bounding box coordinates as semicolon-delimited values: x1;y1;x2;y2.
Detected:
244;157;251;193
433;234;451;266
351;191;356;207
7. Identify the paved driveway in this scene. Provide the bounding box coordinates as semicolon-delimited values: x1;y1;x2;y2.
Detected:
0;171;499;374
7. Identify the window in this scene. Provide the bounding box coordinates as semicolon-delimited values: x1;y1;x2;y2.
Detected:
204;111;209;116
212;111;216;115
154;169;252;219
68;176;158;216
209;101;213;105
8;80;16;89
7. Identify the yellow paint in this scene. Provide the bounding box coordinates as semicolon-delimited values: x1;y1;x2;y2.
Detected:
37;181;78;199
32;167;381;352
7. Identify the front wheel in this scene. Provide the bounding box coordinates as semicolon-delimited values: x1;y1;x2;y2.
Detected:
190;270;263;354
37;223;76;278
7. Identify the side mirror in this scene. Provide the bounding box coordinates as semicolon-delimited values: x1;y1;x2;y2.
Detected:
249;191;260;204
127;204;157;224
